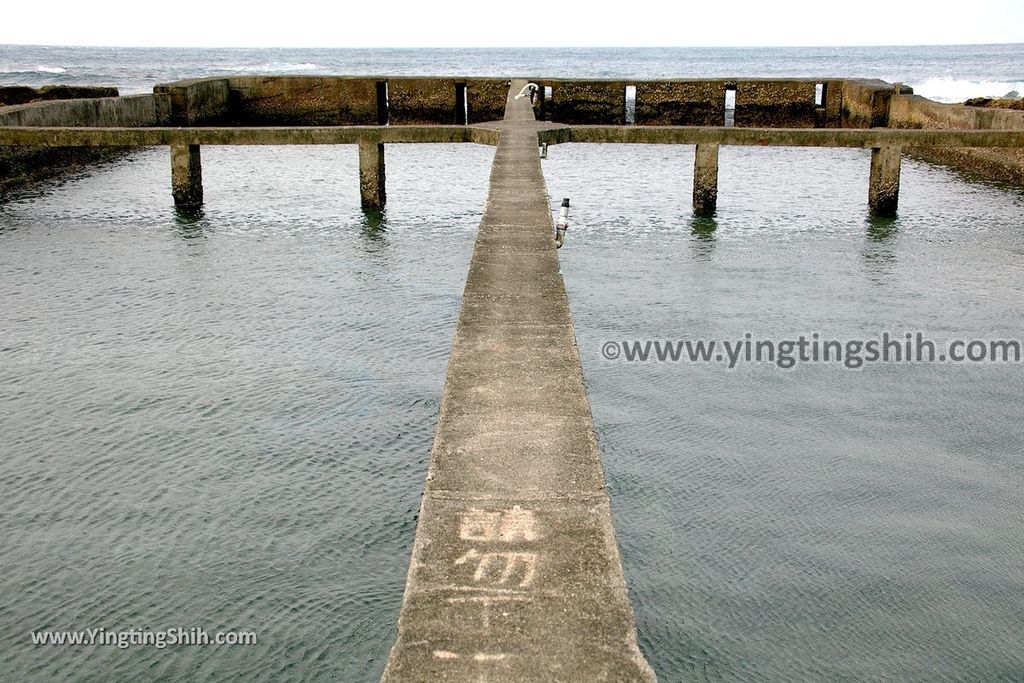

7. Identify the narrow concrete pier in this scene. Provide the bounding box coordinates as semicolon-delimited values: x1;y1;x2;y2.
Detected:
382;81;655;681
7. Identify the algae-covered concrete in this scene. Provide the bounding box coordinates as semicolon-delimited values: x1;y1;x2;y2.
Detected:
358;140;385;210
154;77;230;125
0;92;168;194
381;80;655;682
735;80;817;127
218;76;510;126
227;76;379;125
387;78;462;125
693;142;720;215
889;93;1024;185
868;145;902;216
841;79;904;128
636;81;726;126
543;79;626;124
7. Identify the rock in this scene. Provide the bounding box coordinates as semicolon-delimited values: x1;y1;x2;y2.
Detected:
964;96;1024;110
0;85;118;106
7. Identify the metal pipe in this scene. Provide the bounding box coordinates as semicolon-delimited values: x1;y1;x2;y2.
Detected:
554;198;569;248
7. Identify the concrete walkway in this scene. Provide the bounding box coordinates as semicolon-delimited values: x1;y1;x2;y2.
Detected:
381;81;655;681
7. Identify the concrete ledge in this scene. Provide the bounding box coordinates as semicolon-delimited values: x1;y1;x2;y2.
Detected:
6;125;1022;149
0;93;170;194
889;93;1024;185
0;94;169;127
547;125;1024;148
0;125;495;146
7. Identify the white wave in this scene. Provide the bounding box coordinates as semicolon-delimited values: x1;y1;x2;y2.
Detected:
910;77;1024;103
0;65;67;74
220;62;322;73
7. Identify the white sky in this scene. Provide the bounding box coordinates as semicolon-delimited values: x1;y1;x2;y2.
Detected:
2;0;1023;48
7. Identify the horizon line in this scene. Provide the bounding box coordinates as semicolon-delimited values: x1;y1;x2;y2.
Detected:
2;41;1023;50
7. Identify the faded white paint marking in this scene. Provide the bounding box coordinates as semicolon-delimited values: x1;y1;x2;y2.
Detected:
499;505;538;541
473;653;508;662
454;549;538;587
433;650;460;660
459;506;538;542
447;594;530;603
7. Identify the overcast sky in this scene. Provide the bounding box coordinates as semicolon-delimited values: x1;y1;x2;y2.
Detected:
3;0;1023;48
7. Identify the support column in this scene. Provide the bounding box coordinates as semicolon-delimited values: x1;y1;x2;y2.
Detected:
171;143;203;209
693;142;720;217
358;140;386;211
869;145;901;217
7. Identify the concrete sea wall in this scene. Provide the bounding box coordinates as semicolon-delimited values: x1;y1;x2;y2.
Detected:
164;76;511;126
532;78;844;127
0;93;169;193
889;94;1024;185
3;75;1023;194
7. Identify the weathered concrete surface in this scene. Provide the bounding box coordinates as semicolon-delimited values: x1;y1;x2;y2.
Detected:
543;80;626;125
0;93;168;194
735;80;817;128
171;143;202;208
868;145;901;216
841;79;907;128
693;142;720;216
465;79;510;124
545;125;1024;148
890;93;1024;186
0;94;168;128
381;80;654;682
387;78;462;125
531;78;846;128
358;140;385;210
154;77;230;125
9;124;1024;150
222;76;509;126
0;85;118;106
636;81;726;126
385;78;509;124
823;79;845;128
0;125;492;146
227;76;379;125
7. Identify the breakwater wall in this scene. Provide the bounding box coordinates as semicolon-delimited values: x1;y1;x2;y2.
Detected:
889;93;1024;185
2;75;1023;197
147;76;900;129
0;91;167;192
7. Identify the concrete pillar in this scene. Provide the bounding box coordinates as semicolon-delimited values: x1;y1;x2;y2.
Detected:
171;143;203;209
358;140;386;210
693;143;720;217
868;145;901;217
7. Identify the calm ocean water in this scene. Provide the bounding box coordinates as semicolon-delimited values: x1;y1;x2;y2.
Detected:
2;45;1024;681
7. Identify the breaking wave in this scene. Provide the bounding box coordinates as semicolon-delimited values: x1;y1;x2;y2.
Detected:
0;65;68;74
910;77;1024;103
221;62;323;73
